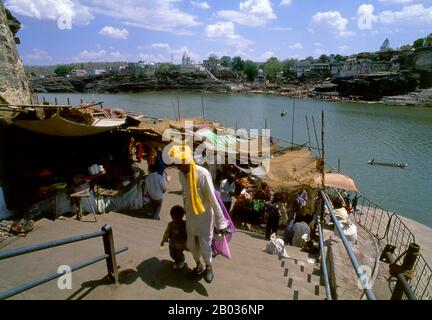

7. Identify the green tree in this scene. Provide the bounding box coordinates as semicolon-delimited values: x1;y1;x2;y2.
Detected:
413;37;425;49
319;54;329;63
264;57;282;82
220;56;232;67
334;54;344;62
243;60;258;81
231;56;244;71
282;58;296;75
398;44;412;51
54;65;73;76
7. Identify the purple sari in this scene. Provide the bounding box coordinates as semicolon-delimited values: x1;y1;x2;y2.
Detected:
212;190;236;258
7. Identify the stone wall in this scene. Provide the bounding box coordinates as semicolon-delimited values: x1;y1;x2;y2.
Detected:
0;3;31;105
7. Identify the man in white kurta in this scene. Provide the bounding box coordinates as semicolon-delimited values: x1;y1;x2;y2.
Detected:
178;164;228;283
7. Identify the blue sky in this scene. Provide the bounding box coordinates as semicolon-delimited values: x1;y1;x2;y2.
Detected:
5;0;432;65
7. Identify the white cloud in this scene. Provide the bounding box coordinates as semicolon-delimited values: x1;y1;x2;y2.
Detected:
280;0;292;6
356;4;378;30
151;43;171;50
378;4;432;25
311;10;355;38
190;1;210;9
205;21;253;49
378;0;414;4
24;48;53;64
289;42;303;49
98;26;128;39
87;0;200;32
314;42;322;47
338;45;350;52
138;53;167;63
314;48;326;56
217;0;276;27
269;26;293;31
75;49;126;62
5;0;94;25
260;50;274;60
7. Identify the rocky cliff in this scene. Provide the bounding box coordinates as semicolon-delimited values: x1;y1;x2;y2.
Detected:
333;72;418;101
30;72;233;94
0;3;31;105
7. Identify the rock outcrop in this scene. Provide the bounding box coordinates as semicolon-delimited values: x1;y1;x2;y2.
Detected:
0;3;31;105
333;72;418;101
30;72;233;94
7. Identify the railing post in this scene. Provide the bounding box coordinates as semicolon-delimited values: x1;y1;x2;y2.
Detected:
391;243;420;300
102;224;118;283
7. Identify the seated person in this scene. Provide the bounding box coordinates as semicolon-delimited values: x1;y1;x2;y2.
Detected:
333;197;349;222
292;214;313;248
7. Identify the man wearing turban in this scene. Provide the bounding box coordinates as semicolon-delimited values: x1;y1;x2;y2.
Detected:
168;145;228;283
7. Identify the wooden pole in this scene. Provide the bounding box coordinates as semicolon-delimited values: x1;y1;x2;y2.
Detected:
321;110;325;190
42;96;46;104
172;101;177;121
291;99;295;150
67;97;71;105
337;159;340;172
80;98;83;104
54;97;58;105
176;96;181;121
305;114;312;147
201;95;205;121
312;115;321;157
264;118;267;130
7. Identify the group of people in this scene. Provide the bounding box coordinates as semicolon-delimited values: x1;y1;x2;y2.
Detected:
144;145;230;284
142;144;345;283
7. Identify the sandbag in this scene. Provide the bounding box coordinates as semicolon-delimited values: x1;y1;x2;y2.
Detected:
263;233;289;258
334;220;358;242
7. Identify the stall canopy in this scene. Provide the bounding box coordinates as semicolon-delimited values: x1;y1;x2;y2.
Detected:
14;114;125;137
263;149;319;192
309;173;358;192
262;149;358;193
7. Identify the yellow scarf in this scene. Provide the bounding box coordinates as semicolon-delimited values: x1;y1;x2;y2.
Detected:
169;145;205;215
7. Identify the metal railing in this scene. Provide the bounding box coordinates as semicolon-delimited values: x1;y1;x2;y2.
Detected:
316;209;333;300
327;188;432;300
0;224;128;300
320;190;377;300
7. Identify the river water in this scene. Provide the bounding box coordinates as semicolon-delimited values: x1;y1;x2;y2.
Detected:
38;92;432;227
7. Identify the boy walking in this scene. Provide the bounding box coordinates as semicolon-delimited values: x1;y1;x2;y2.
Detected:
161;206;187;269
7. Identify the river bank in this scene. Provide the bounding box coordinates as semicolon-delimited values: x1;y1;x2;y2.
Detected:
29;72;432;107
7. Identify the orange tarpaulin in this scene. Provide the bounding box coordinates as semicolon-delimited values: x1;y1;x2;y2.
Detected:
309;173;358;192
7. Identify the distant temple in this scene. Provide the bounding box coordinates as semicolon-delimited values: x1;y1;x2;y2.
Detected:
380;38;391;52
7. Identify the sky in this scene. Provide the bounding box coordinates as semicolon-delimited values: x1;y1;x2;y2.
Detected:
4;0;432;65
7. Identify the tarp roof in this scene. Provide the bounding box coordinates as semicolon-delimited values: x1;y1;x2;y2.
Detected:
13;114;123;137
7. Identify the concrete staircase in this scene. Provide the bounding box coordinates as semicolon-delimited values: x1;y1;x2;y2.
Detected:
279;245;326;300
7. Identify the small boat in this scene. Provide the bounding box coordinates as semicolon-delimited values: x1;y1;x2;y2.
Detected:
280;111;287;117
368;159;408;168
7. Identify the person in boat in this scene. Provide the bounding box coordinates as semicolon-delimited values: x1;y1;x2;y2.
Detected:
168;145;228;283
281;111;287;117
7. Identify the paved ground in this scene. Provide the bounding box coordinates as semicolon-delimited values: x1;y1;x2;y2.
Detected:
0;168;324;300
